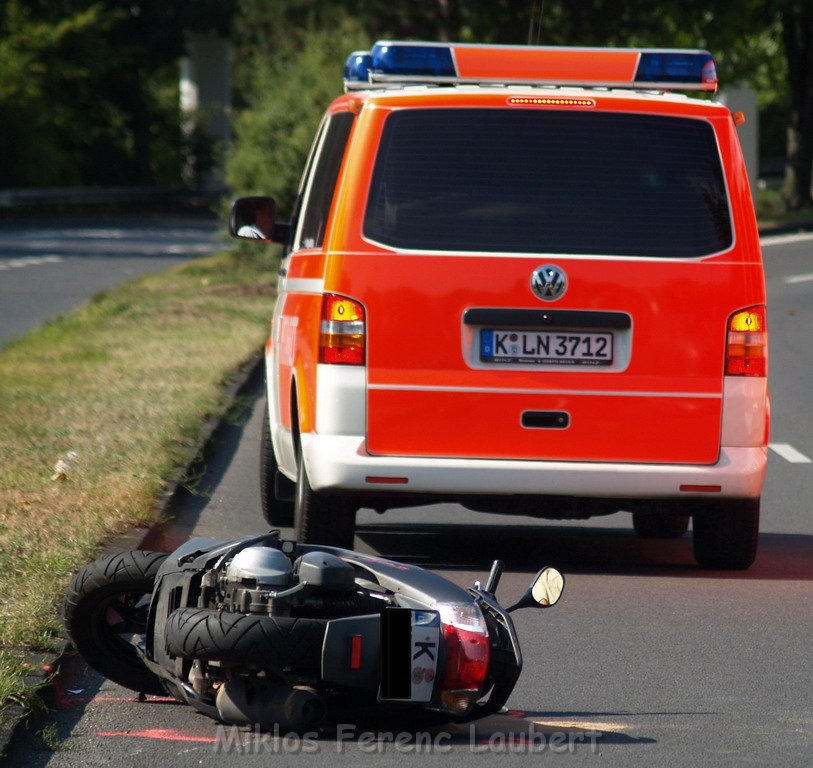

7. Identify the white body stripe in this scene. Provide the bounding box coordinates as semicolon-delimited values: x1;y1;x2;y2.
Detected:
368;383;721;399
720;377;769;446
315;365;367;435
281;277;325;294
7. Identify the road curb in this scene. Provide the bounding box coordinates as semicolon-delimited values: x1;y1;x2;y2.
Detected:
0;349;265;757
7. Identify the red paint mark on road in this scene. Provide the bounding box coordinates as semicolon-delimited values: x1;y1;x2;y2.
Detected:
69;695;178;704
96;728;217;743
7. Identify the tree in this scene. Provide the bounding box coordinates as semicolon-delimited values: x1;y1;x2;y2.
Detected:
778;2;813;208
0;0;236;188
228;17;369;210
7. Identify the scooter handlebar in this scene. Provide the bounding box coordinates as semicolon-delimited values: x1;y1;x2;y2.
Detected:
484;559;504;595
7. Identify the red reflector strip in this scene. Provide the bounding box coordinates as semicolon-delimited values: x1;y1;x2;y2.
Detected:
507;96;595;108
680;485;722;493
350;635;363;669
365;476;409;484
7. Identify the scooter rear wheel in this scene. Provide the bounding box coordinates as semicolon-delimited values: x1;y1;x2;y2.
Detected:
63;550;168;695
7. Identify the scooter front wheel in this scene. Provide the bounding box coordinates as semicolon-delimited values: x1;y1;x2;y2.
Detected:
63;550;168;695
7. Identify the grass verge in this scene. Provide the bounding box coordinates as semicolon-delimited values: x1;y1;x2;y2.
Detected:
0;248;277;709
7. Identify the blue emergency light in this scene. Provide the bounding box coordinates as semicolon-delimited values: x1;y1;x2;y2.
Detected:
369;42;455;77
635;51;717;86
343;51;372;83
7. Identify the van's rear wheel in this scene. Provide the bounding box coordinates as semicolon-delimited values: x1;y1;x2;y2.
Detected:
692;498;760;570
632;512;690;539
294;455;356;549
260;397;294;527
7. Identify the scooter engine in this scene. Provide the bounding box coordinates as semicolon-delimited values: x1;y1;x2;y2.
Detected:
221;546;295;615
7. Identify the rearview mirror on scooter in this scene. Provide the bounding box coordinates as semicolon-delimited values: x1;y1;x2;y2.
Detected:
507;567;565;611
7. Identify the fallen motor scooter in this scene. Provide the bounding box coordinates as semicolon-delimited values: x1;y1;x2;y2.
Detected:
63;532;564;731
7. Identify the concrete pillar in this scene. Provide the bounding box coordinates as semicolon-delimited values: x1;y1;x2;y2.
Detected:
180;32;231;189
718;84;759;193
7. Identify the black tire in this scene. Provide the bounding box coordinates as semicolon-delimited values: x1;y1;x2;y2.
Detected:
260;396;294;527
633;512;690;539
63;550;168;695
692;498;760;570
293;454;356;549
164;608;325;672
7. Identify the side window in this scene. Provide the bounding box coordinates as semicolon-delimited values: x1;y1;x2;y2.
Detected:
284;117;328;256
295;112;355;250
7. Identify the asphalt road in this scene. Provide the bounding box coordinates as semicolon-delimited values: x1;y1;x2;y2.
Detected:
4;232;812;767
0;213;223;348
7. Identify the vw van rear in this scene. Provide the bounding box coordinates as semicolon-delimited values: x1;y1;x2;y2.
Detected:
231;42;768;569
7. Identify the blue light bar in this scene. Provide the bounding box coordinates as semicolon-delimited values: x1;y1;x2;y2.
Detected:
370;42;456;78
344;50;372;83
635;51;717;88
343;42;718;93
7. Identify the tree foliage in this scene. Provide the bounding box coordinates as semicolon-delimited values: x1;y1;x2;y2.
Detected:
2;0;810;207
0;0;235;188
228;12;369;211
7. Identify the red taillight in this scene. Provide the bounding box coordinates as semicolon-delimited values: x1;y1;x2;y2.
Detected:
319;294;365;365
441;624;490;691
725;305;767;377
435;602;490;713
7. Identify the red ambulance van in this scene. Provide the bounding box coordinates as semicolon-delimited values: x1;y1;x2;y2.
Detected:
231;42;768;569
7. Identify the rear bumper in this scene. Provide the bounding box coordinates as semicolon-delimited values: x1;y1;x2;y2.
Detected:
301;434;766;500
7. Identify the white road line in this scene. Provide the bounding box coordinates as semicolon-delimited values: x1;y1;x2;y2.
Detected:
769;443;812;463
784;271;813;284
0;256;63;271
0;255;64;270
760;231;813;247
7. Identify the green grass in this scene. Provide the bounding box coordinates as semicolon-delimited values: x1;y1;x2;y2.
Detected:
0;248;277;708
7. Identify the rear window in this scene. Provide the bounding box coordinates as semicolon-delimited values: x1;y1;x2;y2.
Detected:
364;108;731;257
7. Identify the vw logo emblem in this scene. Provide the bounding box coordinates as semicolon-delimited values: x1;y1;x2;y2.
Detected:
531;265;567;302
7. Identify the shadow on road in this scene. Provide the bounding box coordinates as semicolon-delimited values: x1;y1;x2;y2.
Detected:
355;522;813;581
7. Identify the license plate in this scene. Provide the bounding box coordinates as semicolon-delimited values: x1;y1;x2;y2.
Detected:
480;329;613;366
380;608;440;702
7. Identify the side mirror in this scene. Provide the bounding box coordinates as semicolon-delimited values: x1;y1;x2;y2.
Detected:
229;196;288;243
507;567;565;611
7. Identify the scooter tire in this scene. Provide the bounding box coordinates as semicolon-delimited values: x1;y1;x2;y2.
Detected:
165;608;326;672
63;550;168;695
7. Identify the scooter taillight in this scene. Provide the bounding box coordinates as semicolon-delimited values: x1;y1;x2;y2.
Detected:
436;602;490;712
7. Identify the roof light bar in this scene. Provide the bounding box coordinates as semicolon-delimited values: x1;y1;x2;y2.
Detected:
343;41;718;93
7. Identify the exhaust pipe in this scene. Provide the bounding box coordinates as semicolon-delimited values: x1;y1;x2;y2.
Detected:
216;678;326;732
